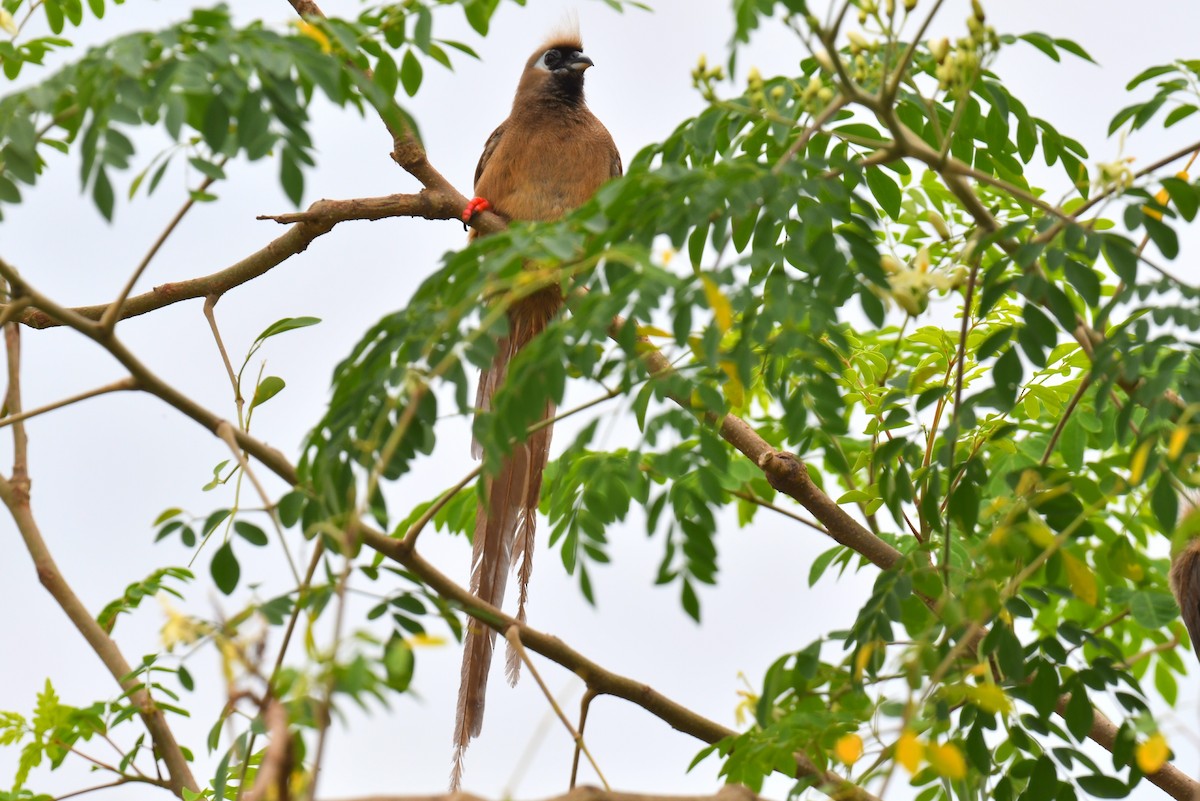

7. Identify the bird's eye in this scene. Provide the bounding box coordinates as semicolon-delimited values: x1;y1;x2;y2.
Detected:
542;49;561;68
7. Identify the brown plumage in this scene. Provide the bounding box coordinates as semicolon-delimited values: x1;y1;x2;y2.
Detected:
452;29;621;789
1171;539;1200;662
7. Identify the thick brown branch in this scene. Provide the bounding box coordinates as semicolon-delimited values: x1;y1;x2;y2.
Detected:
258;190;462;227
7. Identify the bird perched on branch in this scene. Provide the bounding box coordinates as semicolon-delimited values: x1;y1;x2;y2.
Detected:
452;28;621;789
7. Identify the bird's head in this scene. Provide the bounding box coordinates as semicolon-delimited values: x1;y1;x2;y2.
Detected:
516;32;593;106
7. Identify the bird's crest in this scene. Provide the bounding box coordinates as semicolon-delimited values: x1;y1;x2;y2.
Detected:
539;13;582;53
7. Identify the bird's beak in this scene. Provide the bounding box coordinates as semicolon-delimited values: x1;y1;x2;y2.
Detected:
565;51;594;72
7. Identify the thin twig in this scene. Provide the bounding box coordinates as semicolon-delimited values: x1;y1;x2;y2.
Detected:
570;690;598;789
305;553;354;801
504;628;610;791
730;488;828;535
53;779;142;801
204;296;245;426
216;422;301;584
401;466;481;548
100;161;227;331
1040;375;1092;466
0;377;137;430
772;94;848;175
882;0;946;102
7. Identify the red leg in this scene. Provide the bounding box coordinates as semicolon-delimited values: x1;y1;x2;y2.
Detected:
462;196;491;222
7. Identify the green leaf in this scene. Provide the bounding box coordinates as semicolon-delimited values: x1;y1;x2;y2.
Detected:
1064;686;1092;741
202;507;231;535
1127;64;1176;90
277;491;306;528
1053;38;1095;63
1143;215;1179;258
251;376;286;410
234;520;268;547
1164;104;1198;128
188;157;226;181
808;546;841;587
211;542;240;595
374;52;398;98
976;326;1013;361
254;316;321;343
413;7;432;53
1163;176;1199;222
1019;32;1060;62
993;347;1022;409
154;507;183;526
865;167;901;219
1063;260;1101;306
1104;235;1138;283
383;636;414;692
680;579;700;622
400;49;423;97
201;98;230;152
92;168;114;220
1129;590;1178;628
280;150;303;206
1151;474;1179;533
1076;776;1128;798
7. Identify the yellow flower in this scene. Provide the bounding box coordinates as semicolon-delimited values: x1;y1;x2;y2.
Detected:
927;742;967;779
0;9;16;35
159;595;205;651
405;633;446;647
895;730;923;773
1137;733;1170;774
835;733;863;766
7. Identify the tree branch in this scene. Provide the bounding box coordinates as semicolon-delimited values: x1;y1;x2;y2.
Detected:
610;318;1200;800
101;160;226;332
322;787;768;801
0;312;198;797
2;189;476;330
0;377;138;430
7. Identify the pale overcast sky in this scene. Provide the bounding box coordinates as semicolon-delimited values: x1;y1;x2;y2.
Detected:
1;2;1199;800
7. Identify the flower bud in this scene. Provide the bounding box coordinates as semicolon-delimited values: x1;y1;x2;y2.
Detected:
925;210;951;240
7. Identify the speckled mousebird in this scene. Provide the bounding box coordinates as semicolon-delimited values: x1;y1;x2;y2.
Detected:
452;27;621;789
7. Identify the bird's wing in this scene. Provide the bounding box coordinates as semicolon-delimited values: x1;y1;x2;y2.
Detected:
474;123;507;188
611;145;623;178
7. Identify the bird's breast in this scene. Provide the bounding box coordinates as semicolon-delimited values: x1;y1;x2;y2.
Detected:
474;118;615;223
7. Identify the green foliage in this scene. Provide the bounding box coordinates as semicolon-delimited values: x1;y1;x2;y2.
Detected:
0;1;501;219
96;566;194;633
4;1;1200;799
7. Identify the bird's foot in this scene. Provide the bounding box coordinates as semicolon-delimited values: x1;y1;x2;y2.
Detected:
462;196;491;223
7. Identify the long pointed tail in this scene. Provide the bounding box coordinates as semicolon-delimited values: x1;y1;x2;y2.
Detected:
451;291;558;789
